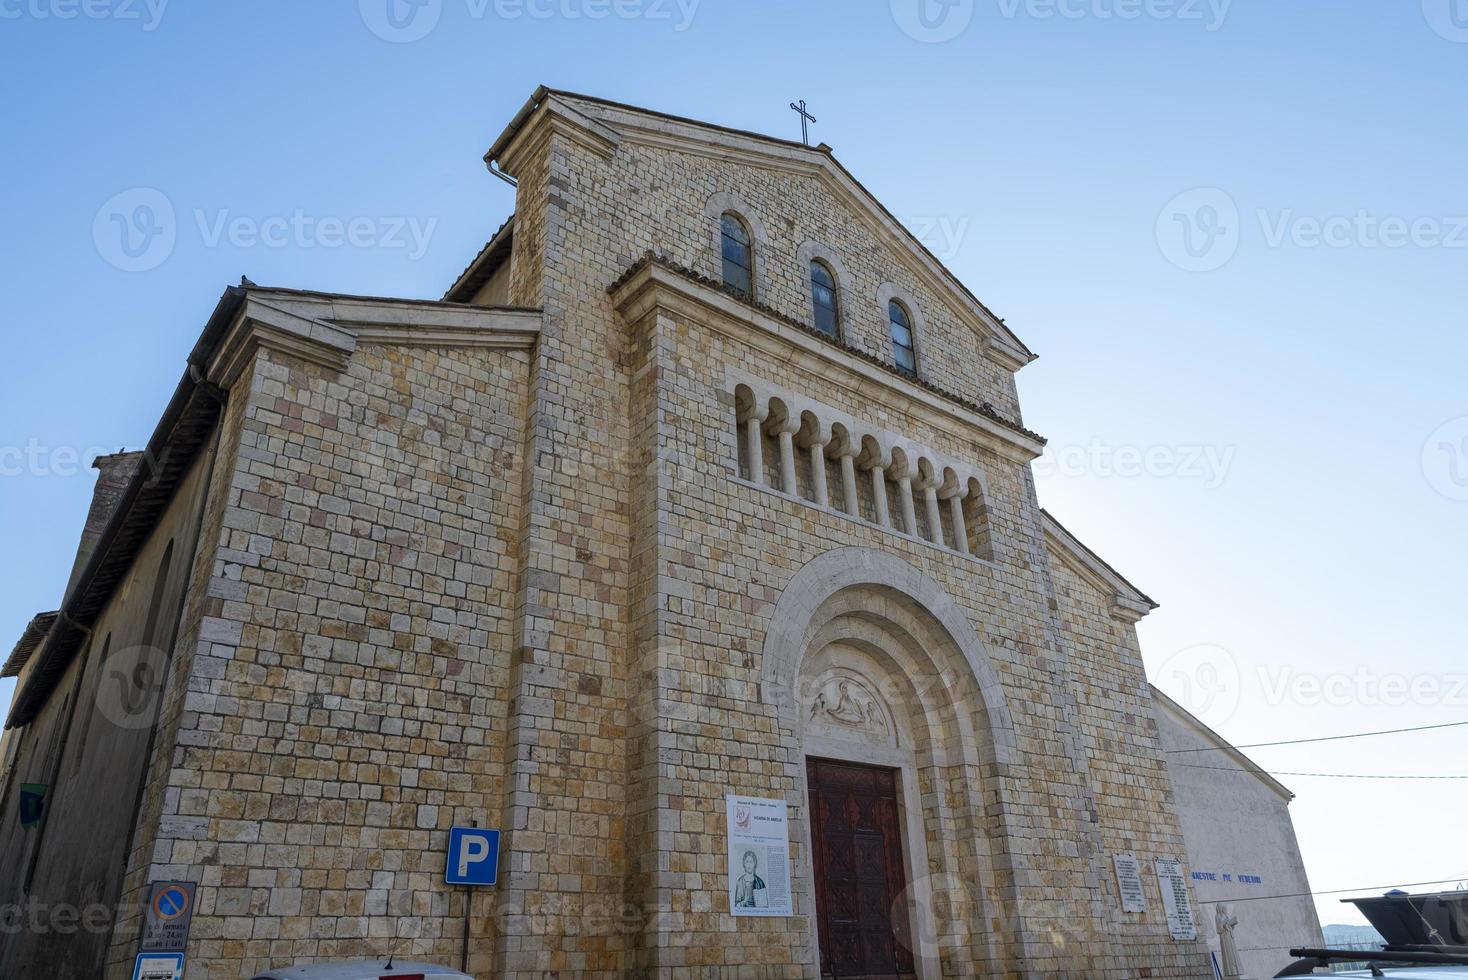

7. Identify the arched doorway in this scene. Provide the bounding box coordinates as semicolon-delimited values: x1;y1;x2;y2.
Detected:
761;549;1020;979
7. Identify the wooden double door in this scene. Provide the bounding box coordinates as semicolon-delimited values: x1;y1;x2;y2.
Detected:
807;758;916;980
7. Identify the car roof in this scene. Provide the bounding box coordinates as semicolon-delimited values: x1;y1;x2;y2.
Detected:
1330;970;1468;978
251;961;471;980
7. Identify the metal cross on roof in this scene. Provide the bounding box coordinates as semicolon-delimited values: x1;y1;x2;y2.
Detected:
789;99;817;146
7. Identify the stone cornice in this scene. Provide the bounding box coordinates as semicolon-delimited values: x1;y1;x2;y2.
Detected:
206;296;354;389
1041;509;1158;624
487;87;1036;374
205;291;542;389
608;254;1046;464
496;92;620;176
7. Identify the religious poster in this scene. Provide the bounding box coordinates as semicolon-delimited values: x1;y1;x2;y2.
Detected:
1113;853;1147;913
1155;858;1199;940
726;795;793;917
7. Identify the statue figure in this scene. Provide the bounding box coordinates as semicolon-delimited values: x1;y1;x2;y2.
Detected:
1215;903;1242;979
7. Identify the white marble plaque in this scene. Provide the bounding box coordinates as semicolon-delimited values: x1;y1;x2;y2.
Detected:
1114;853;1146;913
1156;858;1199;940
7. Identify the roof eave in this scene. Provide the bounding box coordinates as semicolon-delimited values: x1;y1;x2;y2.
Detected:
1152;684;1295;801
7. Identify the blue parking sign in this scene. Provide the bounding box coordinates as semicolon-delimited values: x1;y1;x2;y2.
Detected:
446;827;500;886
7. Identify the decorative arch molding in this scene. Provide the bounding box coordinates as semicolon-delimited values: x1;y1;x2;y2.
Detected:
795;239;853;338
703;190;769;298
760;547;1016;766
762;547;1020;978
876;281;930;379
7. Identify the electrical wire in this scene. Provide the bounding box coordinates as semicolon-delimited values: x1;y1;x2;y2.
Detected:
1166;719;1468;754
1192;876;1468;906
1175;764;1468;780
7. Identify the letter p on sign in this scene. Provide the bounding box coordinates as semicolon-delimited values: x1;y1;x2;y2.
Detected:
446;827;501;886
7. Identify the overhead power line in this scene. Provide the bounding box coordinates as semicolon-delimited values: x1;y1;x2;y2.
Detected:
1176;764;1468;781
1166;719;1468;754
1193;876;1468;906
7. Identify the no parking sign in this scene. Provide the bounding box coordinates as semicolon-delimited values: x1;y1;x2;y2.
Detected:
141;881;196;952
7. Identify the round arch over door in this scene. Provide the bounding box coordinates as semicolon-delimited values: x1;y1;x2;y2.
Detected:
760;548;1021;979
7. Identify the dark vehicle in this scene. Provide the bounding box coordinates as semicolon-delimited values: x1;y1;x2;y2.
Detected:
1275;891;1468;978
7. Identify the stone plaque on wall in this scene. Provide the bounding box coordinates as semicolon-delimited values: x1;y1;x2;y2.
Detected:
1113;853;1147;913
1155;859;1198;941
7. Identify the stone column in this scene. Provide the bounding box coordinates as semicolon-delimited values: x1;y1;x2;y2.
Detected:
836;448;859;518
945;486;969;555
870;465;889;527
924;482;945;547
768;416;800;496
803;428;831;508
740;401;769;486
889;461;917;536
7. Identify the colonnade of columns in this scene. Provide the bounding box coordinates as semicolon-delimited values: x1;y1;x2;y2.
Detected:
737;394;984;558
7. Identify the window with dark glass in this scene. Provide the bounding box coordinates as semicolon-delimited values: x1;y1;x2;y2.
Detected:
810;260;840;338
720;213;753;299
888;300;917;374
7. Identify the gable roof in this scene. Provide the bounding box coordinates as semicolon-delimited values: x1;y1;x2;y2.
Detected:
484;86;1037;373
1041;509;1158;623
1152;685;1295;801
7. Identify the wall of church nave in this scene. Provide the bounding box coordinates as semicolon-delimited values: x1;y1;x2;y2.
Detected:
106;342;531;979
0;443;214;980
1047;555;1212;977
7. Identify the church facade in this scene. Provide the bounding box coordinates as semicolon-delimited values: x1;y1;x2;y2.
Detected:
0;89;1296;978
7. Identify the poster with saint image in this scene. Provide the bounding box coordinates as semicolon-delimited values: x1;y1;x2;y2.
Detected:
726;795;793;917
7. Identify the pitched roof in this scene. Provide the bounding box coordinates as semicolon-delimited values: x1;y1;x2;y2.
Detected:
444;213;515;303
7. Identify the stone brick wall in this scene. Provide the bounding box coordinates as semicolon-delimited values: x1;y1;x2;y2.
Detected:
112;342;529;977
1048;555;1209;977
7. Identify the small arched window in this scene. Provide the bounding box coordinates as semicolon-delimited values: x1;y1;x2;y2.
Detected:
888;300;917;375
720;213;754;300
810;260;840;339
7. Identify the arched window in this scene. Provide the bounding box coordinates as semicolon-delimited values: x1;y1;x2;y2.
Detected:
720;213;754;300
810;260;840;339
888;301;917;375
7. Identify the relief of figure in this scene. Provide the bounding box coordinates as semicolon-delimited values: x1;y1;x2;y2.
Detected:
809;677;890;737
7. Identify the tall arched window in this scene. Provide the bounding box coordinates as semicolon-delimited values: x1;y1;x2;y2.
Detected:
810;260;840;339
888;300;917;375
720;213;754;300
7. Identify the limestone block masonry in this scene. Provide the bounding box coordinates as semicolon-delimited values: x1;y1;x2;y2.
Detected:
0;88;1256;980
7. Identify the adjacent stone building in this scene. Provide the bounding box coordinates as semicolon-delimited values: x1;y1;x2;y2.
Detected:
0;88;1314;978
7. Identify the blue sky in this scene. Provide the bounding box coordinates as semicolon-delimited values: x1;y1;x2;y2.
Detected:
2;0;1465;931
